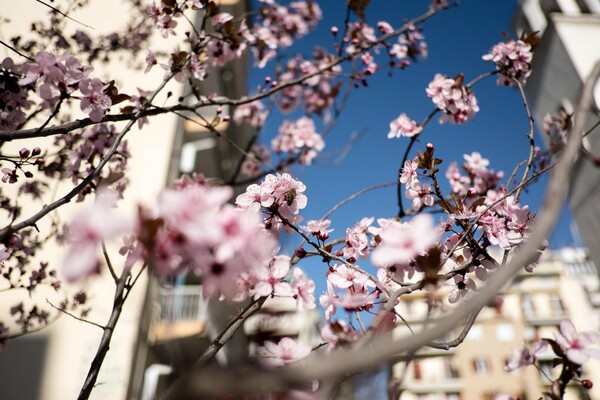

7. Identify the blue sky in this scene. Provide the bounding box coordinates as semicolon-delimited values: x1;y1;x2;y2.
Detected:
248;0;580;254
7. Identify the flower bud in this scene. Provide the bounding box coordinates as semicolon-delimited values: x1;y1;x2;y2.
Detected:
295;248;307;258
24;171;33;178
347;256;357;264
583;380;593;389
31;147;42;156
331;26;339;35
19;148;30;158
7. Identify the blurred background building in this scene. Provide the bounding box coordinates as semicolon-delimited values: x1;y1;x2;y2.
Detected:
393;247;600;400
512;0;600;269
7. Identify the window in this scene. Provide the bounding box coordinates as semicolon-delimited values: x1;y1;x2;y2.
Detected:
549;293;565;314
521;294;536;317
473;357;490;375
443;357;460;379
496;324;515;342
413;360;422;380
466;325;483;341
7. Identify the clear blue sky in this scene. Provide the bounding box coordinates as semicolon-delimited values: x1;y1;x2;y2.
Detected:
247;1;580;258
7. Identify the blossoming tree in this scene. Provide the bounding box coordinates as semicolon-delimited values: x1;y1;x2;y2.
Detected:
1;0;599;399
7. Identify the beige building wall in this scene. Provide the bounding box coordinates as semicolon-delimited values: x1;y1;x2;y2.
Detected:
1;1;187;399
393;248;600;400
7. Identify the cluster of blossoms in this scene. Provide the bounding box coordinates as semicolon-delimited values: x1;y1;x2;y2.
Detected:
233;100;267;128
444;152;532;250
235;172;308;232
240;144;272;178
271;117;325;165
61;176;314;304
236;255;316;308
387;23;428;69
245;0;323;67
426;73;479;124
1;52;113;125
320;263;377;321
275;50;341;115
50;124;129;201
371;214;440;278
400;157;435;211
500;320;600;398
483;38;533;86
446;152;503;196
387;113;423;138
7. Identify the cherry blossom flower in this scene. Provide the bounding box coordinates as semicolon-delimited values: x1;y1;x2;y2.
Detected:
447;274;476;303
79;78;112;122
400;157;419;186
505;341;547;371
252;255;293;297
327;263;374;290
301;219;333;240
483;39;533;86
371;214;439;269
271;117;325;166
426;73;479;124
260;337;311;366
405;181;435;211
240;144;271;177
233;100;266;127
553;319;600;365
388;113;422;138
62;190;132;282
291;267;316;309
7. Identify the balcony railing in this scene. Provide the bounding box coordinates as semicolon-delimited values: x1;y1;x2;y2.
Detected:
150;285;208;343
156;285;207;322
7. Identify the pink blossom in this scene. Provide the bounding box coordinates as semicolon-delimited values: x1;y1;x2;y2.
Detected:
505;341;547;371
388;113;422;138
463;152;489;172
553;319;600;365
405;181;435;211
79;78;112;122
252;255;293;297
240;144;271;177
426;73;479;124
233;100;266;127
327;264;374;290
371;214;439;268
291;267;315;309
447;274;476;304
271;117;324;166
301;219;333;240
62;190;132;282
260;337;311;366
483;39;533;86
400;157;419;185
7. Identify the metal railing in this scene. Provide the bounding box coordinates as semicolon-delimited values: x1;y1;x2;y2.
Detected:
156;285;207;322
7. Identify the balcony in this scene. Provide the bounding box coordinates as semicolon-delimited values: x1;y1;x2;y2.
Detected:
150;285;208;343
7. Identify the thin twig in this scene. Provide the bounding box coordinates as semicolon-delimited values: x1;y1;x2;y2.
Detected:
0;40;33;61
46;300;105;330
34;0;94;29
101;240;118;283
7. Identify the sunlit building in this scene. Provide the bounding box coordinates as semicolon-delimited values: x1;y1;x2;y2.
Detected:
393;247;600;400
512;0;600;270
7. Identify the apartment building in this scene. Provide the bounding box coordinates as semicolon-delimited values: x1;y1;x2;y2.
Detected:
393;247;600;400
512;0;600;269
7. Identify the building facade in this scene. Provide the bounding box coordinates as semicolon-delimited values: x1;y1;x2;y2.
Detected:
393;248;600;400
512;0;600;268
